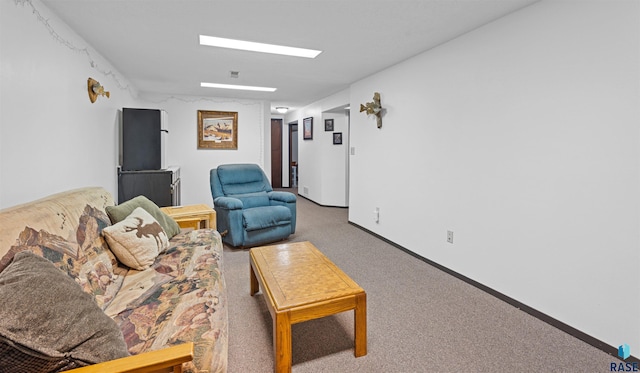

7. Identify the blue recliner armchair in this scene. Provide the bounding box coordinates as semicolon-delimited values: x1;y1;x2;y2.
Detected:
210;164;296;248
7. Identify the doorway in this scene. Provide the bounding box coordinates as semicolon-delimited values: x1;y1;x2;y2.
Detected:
270;118;282;188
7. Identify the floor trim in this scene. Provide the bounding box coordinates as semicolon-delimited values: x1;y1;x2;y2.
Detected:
296;193;348;209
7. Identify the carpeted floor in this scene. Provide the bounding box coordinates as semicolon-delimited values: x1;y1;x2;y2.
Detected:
222;194;615;372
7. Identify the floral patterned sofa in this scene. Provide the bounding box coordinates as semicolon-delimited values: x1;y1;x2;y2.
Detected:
0;187;227;373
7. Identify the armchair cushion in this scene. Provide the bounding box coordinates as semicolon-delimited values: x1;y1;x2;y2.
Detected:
232;191;270;209
217;164;272;195
243;206;291;232
0;251;129;372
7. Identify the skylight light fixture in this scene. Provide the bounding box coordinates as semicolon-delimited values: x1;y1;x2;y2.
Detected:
199;35;322;58
200;82;277;92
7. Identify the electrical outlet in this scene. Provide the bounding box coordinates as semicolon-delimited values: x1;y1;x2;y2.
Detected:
447;230;454;244
374;207;380;223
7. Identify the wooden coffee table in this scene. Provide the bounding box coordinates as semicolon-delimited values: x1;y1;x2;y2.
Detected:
249;241;367;373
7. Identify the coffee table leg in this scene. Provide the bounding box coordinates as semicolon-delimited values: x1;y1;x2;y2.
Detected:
250;262;259;296
274;311;292;373
354;292;367;357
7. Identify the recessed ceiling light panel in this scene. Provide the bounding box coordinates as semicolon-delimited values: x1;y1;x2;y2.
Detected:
199;35;322;58
201;82;277;92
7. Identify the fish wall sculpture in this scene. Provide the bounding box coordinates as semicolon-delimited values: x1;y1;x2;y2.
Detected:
360;92;383;128
88;77;110;103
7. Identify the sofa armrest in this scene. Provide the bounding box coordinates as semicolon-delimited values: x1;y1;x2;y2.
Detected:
214;196;243;210
268;191;296;204
66;342;194;373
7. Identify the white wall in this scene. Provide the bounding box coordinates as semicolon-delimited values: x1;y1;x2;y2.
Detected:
0;0;141;208
320;112;349;206
139;94;270;207
0;0;271;209
286;89;350;206
349;0;639;352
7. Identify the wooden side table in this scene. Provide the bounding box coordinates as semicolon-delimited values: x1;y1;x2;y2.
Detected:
160;204;216;231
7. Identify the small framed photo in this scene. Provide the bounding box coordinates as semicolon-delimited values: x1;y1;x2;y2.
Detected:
303;117;313;140
324;119;334;131
333;132;343;145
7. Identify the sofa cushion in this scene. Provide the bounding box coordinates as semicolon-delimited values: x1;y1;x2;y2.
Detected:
106;195;180;239
242;206;291;232
231;191;270;209
0;188;126;310
103;207;169;271
0;251;129;372
105;229;227;373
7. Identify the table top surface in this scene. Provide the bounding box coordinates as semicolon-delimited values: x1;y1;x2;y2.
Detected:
160;204;214;217
250;241;364;310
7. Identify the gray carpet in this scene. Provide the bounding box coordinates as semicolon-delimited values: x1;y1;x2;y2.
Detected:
223;194;615;372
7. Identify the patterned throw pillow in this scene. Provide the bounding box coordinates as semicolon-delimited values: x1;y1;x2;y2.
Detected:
0;251;129;372
102;207;169;270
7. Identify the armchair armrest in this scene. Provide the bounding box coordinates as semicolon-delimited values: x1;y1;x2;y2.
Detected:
66;342;194;373
214;196;243;210
268;191;296;204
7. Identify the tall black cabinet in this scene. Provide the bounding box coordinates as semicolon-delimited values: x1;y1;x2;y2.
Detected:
118;108;180;207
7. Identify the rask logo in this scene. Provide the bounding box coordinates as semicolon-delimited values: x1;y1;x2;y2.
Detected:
610;344;638;372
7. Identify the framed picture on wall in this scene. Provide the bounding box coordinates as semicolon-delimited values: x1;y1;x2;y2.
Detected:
333;132;343;145
197;110;238;149
324;119;334;131
303;117;313;140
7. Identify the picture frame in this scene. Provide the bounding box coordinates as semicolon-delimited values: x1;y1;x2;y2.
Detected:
303;117;313;140
197;110;238;149
324;119;334;131
333;132;343;145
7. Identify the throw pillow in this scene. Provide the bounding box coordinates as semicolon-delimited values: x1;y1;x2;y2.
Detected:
105;195;180;239
103;207;169;270
0;251;129;372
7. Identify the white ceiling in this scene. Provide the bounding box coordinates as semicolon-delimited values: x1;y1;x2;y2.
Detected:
42;0;540;113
